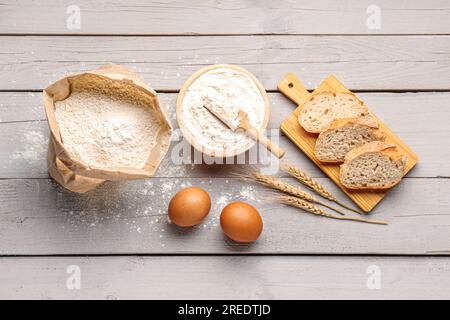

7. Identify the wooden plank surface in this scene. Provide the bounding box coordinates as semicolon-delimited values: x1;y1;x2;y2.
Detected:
1;0;450;35
1;177;449;255
1;92;448;179
1;256;450;299
1;36;450;91
280;74;418;212
1;1;450;300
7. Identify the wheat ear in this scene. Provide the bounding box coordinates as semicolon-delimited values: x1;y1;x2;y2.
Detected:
280;162;363;215
237;171;347;216
278;195;387;225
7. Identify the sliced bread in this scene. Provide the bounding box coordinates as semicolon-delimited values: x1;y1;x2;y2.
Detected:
340;141;407;189
298;92;368;133
314;115;386;163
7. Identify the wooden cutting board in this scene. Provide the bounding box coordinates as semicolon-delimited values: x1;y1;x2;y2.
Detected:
279;73;419;212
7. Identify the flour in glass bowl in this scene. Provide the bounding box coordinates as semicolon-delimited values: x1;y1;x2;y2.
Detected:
180;67;267;155
54;91;162;169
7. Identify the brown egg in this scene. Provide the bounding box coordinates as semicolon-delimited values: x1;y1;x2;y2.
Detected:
220;202;263;243
168;187;211;227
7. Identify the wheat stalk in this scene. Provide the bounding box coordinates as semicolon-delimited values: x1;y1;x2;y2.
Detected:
277;195;388;225
281;163;334;200
235;171;347;216
280;162;363;215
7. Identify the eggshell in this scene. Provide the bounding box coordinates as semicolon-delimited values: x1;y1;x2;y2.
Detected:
220;201;263;243
168;187;211;227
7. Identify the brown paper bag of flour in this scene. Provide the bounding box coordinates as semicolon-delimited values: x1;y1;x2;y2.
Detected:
43;64;173;193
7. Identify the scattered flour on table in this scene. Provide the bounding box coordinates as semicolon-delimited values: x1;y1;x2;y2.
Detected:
11;130;47;161
180;68;266;153
161;180;175;193
239;185;256;201
216;195;229;207
54;91;162;169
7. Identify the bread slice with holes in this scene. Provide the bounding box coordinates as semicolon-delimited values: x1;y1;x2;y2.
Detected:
314;115;385;163
298;92;368;133
340;141;407;189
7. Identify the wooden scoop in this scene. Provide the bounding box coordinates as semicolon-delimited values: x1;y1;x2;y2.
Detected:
236;109;286;158
202;92;285;158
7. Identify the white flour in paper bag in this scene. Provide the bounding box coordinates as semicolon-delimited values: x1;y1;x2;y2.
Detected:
55;91;162;169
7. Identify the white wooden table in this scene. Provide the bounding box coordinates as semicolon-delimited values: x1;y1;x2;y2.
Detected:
1;0;450;299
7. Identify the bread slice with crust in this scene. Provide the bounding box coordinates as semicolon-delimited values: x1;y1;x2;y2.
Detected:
314;115;385;163
298;92;368;133
340;141;407;189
